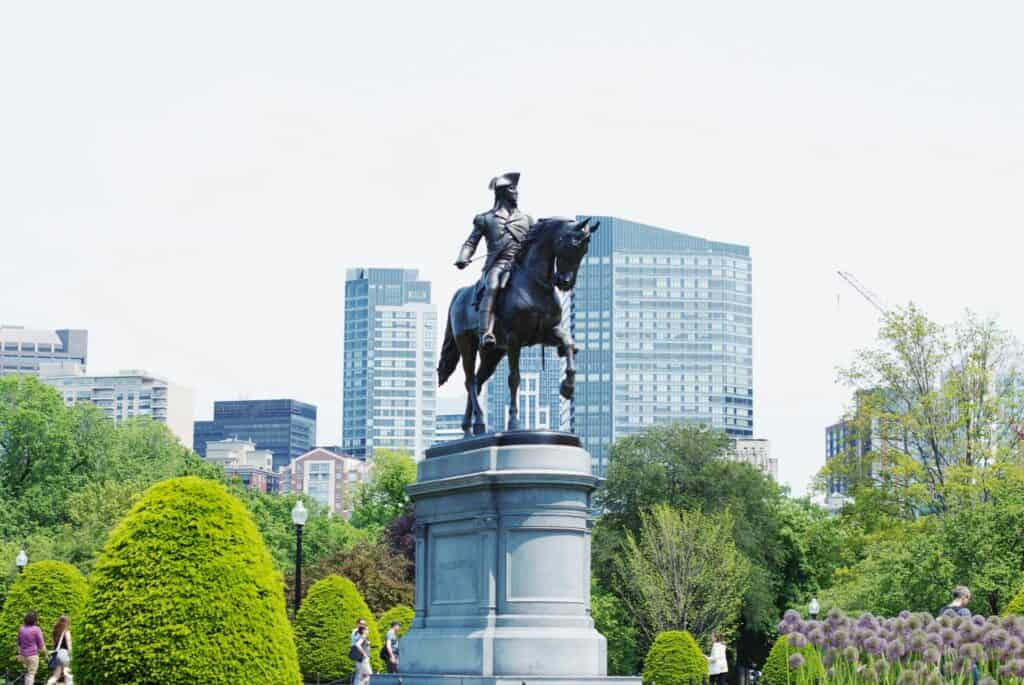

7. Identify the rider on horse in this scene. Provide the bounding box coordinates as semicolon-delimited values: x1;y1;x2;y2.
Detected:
454;172;534;349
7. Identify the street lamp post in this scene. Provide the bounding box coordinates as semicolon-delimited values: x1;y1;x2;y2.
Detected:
15;550;27;574
808;597;820;621
291;501;308;616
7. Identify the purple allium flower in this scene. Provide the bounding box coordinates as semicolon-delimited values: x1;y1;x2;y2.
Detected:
822;651;834;667
923;669;942;685
958;641;985;663
783;609;802;624
788;653;804;670
863;636;883;656
985;627;1009;649
843;645;859;663
999;664;1013;680
986;614;1000;625
809;629;827;648
886;638;906;661
926;633;942;649
827;607;846;624
776;620;789;635
978;677;996;685
895;670;919;685
1009;636;1024;657
832;629;850;649
873;658;890;675
899;610;911;620
937;615;953;628
908;614;925;631
971;615;986;627
786;632;808;650
922;647;941;664
1012;659;1024;679
909;629;928;652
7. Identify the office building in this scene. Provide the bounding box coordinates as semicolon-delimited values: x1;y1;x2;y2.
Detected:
281;447;369;518
569;216;753;475
433;412;465;445
193;399;317;471
724;438;776;480
39;365;193;448
485;345;567;433
342;268;437;459
0;325;87;376
205;437;279;493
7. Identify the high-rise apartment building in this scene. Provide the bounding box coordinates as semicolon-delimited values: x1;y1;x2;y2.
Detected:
569;216;753;474
280;447;369;518
342;268;437;459
0;325;88;376
39;365;193;448
485;345;566;433
724;438;776;481
433;412;466;445
193;399;317;471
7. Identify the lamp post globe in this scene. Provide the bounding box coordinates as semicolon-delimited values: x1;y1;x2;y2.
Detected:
291;500;308;615
808;597;820;620
15;549;27;573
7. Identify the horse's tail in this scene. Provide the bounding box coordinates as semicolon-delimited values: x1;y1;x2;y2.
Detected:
437;300;459;387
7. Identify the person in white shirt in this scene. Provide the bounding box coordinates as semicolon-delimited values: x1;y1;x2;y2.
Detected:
707;632;728;685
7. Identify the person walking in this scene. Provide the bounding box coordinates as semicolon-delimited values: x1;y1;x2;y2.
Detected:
707;632;728;685
45;615;72;685
17;610;48;685
382;620;401;674
349;619;369;685
938;585;972;617
353;624;373;685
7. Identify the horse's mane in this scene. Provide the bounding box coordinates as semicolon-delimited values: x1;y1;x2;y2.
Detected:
516;217;568;265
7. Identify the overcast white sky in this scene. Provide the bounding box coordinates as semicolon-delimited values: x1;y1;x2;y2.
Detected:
2;2;1022;494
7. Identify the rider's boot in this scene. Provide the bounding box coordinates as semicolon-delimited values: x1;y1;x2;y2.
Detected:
479;290;496;349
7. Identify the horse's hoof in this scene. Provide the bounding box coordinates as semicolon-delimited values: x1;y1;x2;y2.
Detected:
462;430;472;439
473;423;487;435
507;418;520;431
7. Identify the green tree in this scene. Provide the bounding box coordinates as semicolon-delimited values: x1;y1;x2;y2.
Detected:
0;560;87;681
591;580;641;676
75;477;301;684
615;504;750;649
294;575;384;680
595;423;785;636
641;631;707;685
761;634;824;685
350;449;417;530
292;542;413;615
377;604;415;638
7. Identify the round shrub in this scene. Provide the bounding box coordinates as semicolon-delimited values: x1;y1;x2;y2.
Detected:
378;604;415;639
0;560;87;681
642;630;707;685
762;634;825;685
75;476;300;684
1004;585;1024;616
295;575;384;681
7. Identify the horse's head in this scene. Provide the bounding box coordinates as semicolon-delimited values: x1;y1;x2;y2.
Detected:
553;216;599;291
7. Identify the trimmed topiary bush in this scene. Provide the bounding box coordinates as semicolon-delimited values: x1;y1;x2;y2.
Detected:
295;575;385;681
0;560;87;682
642;630;707;685
762;634;824;685
75;476;300;684
1004;585;1024;616
378;604;415;639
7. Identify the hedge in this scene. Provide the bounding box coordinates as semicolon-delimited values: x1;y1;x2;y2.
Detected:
378;604;415;639
642;630;707;685
75;476;301;684
1004;585;1024;616
295;575;385;681
762;634;825;685
0;561;87;681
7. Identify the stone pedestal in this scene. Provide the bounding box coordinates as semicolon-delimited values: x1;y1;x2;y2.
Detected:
373;432;638;685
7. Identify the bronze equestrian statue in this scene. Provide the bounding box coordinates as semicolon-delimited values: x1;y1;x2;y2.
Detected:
439;172;598;436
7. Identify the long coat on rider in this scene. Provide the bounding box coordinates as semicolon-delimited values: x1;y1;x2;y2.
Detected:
457;206;535;290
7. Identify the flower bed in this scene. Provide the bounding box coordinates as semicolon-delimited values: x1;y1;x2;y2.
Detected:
773;608;1024;684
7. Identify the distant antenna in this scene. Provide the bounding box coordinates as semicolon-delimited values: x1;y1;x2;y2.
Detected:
836;271;888;315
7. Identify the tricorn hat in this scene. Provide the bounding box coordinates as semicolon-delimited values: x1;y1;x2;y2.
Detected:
488;172;520;190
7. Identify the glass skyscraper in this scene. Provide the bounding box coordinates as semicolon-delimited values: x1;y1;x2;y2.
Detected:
485;344;567;433
342;268;437;459
192;399;317;471
569;216;753;474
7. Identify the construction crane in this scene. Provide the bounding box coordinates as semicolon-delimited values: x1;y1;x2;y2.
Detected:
836;270;888;315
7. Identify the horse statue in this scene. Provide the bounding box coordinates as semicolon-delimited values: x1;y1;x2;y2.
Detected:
437;216;599;436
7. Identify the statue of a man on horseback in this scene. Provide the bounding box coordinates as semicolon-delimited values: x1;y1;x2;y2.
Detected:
440;172;599;436
454;172;533;350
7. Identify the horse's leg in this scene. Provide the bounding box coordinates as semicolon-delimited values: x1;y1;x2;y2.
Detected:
475;347;507;394
506;345;521;431
459;335;485;436
549;327;578;400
